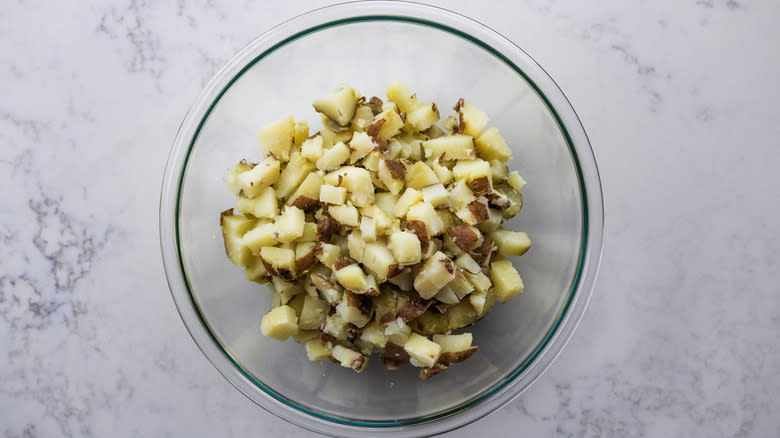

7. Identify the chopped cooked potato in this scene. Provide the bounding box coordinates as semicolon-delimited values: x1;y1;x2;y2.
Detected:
316;141;351;171
475;127;511;162
236;186;277;219
221;210;255;266
489;229;532;256
258;116;294;162
413;251;455;299
389;231;422;265
261;305;298;341
305;338;333;361
273;206;305;243
393;188;422;218
320;184;347;205
313;86;359;126
422;135;476;160
490;259;524;302
237;158;281;198
404;333;441;368
221;82;532;379
275;152;314;199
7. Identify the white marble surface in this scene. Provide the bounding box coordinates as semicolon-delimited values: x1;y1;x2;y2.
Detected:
1;0;778;436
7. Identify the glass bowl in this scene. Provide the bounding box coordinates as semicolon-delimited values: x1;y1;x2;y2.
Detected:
160;1;603;436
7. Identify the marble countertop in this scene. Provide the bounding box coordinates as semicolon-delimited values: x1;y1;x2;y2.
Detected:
1;1;778;436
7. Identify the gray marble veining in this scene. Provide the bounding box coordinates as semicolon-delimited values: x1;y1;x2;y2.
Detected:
1;1;778;436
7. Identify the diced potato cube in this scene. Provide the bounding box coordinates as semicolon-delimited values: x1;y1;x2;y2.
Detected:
244;257;269;283
236;186;278;219
304;338;333;361
428;159;453;185
237;158;281;198
406;103;440;131
299;295;330;330
464;271;492;294
294;241;319;273
490;259;524;302
242;222;276;253
477;208;503;233
453;159;491;183
337;166;375;207
329;203;359;227
351;104;375;131
433;333;473;352
348;131;375;163
425;124;446;139
441;112;458;132
316;141;351;171
422;135;476;160
490;160;509;182
260;247;295;277
334;264;372;290
448;272;475;299
320;184;347;205
310;272;342;305
403;333;441;368
405;161;439;189
421;183;449;208
455;99;490;137
475;127;511;162
375;192;399;216
392;188;422;218
273;206;305;242
508;171;526;192
347;230;365;262
287;172;323;206
299;222;318;241
360;216;377;242
433;333;478;364
389;231;421;265
322;313;349;341
301;135;323;162
275;152;314;199
225;160;253;195
413;251;456;299
447;179;475;211
370;109;404;140
406;202;445;236
362;243;397;281
385;318;412;345
221;211;255;266
455;253;482;274
377;159;406;195
489;229;531;256
258;115;294;162
386;80;419;114
360;321;387;348
336;290;372;328
469;291;487;314
320;124;353;149
359;205;392;234
433;286;459;304
312;86;359;126
293;121;309;147
260;305;298;341
362;150;382;172
316;242;341;268
331;345;367;372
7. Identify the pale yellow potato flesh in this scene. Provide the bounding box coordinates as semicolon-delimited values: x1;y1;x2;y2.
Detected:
220;81;532;379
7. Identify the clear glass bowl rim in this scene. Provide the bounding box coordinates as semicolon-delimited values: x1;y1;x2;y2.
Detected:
159;1;604;436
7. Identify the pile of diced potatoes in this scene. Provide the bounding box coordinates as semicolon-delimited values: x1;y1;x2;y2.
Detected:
220;81;530;379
